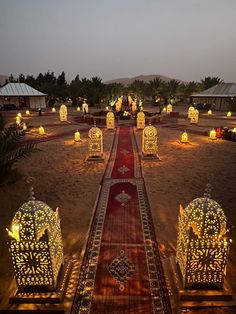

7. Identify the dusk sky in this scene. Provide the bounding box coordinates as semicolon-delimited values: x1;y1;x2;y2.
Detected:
0;0;236;82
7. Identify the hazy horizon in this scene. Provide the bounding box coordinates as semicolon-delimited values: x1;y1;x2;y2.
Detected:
0;0;236;83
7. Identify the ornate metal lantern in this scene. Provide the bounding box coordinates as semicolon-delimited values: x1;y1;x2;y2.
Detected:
176;187;229;288
137;111;145;129
132;100;137;112
7;189;64;292
106;111;115;130
142;125;159;159
188;106;195;118
190;109;199;124
59;104;67;122
88;124;103;159
82;101;89;113
115;97;122;112
167;104;173;113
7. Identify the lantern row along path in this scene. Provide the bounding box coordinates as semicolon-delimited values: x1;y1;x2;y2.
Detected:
71;126;172;314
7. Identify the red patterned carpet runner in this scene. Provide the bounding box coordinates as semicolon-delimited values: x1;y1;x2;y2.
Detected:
71;127;171;314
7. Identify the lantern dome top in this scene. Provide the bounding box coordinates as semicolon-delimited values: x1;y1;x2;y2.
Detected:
143;125;157;138
12;191;57;242
185;196;227;238
107;111;114;118
137;111;145;117
88;125;102;139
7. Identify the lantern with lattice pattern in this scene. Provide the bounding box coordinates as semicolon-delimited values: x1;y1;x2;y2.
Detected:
106;112;115;130
137;111;145;129
59;104;67;122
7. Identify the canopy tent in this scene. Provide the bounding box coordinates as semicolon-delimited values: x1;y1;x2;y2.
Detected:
0;83;47;109
191;83;236;111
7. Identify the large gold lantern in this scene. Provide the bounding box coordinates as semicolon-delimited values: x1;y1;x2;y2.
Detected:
87;124;103;160
137;111;145;129
132;100;137;112
142;125;159;159
209;128;217;141
59;104;68;122
190;108;199;124
7;189;64;292
176;188;229;289
115;97;122;112
188;106;195;119
106;111;115;130
167;104;173;113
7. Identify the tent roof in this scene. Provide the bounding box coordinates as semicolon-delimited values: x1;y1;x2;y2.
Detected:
192;83;236;98
0;83;46;97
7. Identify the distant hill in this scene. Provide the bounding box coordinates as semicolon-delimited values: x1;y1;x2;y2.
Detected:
104;74;185;85
0;74;9;86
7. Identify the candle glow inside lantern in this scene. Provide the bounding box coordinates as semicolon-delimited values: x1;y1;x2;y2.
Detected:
52;107;56;112
25;110;30;115
77;106;81;112
17;112;22;118
208;109;212;115
7;188;64;292
227;111;232;117
162;107;167;113
176;186;229;289
74;130;81;142
181;131;189;143
137;111;145;129
209;128;217;141
190;109;199;124
106;106;109;111
106;111;115;129
233;127;236;133
39;126;45;135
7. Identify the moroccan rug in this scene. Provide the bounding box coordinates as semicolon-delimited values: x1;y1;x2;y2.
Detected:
71;127;171;314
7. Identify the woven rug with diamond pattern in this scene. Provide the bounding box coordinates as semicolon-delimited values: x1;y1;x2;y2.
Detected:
71;127;172;314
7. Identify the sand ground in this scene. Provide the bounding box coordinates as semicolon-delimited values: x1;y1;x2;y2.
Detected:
0;105;236;313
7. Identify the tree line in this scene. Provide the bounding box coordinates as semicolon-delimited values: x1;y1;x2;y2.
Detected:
3;72;224;106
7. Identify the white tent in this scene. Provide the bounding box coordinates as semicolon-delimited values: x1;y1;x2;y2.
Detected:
0;83;47;109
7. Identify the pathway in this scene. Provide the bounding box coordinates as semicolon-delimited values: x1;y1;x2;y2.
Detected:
71;127;171;314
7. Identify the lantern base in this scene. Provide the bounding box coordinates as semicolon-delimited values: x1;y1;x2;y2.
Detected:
142;153;161;160
86;154;104;162
8;259;73;304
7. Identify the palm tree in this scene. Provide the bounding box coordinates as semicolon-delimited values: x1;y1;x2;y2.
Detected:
148;78;163;102
161;80;181;103
128;80;148;99
181;81;200;102
0;123;36;183
200;76;223;91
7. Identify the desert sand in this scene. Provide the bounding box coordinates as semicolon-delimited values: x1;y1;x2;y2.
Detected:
0;105;236;314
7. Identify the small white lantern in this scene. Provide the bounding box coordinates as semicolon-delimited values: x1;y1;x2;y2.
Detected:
208;109;212;115
39;126;45;135
77;106;81;112
162;107;167;113
232;127;236;133
16;116;21;125
181;132;189;143
74;130;81;142
25;110;30;115
17;112;22;118
227;111;232;117
22;123;27;131
52;107;56;112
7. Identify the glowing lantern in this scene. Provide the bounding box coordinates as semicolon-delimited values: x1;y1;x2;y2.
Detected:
162;107;167;113
87;124;103;160
216;127;222;138
209;128;216;141
227;111;232;117
190;109;199;124
16;116;21;125
39;126;45;135
22;123;27;131
7;188;64;292
59;104;68;122
106;111;115;129
52;107;56;112
208;109;212;115
115;98;122;112
77;106;81;112
188;106;195;118
142;124;159;159
106;106;109;111
17;112;22;118
233;127;236;133
181;131;189;143
82;101;89;113
137;111;145;129
25;110;30;115
176;185;229;288
74;130;81;142
132;101;137;112
167;104;173;113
